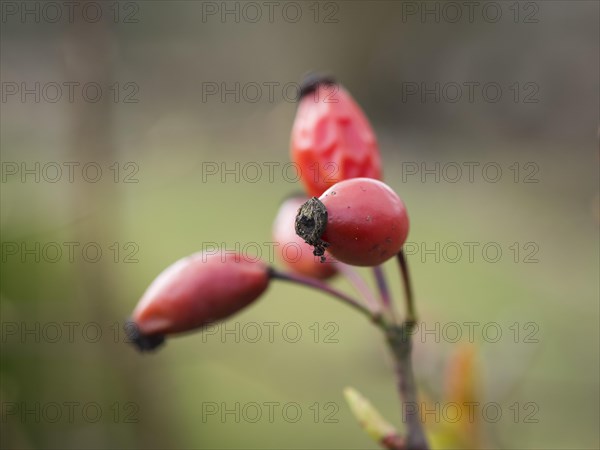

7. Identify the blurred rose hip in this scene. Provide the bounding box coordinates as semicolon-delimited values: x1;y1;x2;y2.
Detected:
272;195;337;279
127;251;270;351
291;75;382;197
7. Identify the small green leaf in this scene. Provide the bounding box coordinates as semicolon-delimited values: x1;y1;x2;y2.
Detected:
344;386;400;443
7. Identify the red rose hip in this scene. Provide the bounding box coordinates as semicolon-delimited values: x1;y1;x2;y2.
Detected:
291;75;382;197
272;195;337;279
295;178;409;267
128;251;270;351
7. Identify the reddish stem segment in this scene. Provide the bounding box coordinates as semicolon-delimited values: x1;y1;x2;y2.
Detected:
373;265;400;324
397;250;416;327
373;266;392;307
338;263;381;315
269;268;378;323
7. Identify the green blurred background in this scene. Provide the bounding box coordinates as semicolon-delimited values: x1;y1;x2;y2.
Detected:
1;1;598;449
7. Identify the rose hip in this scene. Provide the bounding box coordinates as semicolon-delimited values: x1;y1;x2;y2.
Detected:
128;251;270;350
295;178;409;267
272;196;337;279
291;75;382;197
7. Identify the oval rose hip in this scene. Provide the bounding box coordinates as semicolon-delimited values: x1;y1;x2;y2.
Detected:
127;251;270;351
272;196;337;279
291;75;382;197
295;178;409;267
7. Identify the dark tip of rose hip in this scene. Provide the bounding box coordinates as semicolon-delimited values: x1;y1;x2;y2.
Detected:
299;73;336;99
295;197;329;261
124;319;165;352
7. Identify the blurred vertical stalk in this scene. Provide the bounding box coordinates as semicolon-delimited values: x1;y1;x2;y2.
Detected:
384;251;428;449
386;326;428;450
63;0;116;325
62;9;171;447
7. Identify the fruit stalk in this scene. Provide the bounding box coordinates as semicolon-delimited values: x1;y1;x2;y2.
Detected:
337;263;381;315
373;266;398;324
268;268;381;323
385;250;428;449
397;250;416;328
386;324;429;450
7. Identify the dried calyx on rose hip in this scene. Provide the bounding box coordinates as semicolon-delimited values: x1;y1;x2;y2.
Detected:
295;178;409;267
297;72;336;98
291;73;382;198
272;195;337;279
126;251;270;351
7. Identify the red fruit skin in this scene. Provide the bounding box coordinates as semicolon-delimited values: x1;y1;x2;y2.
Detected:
273;197;337;279
132;252;269;336
319;178;409;267
291;84;382;197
